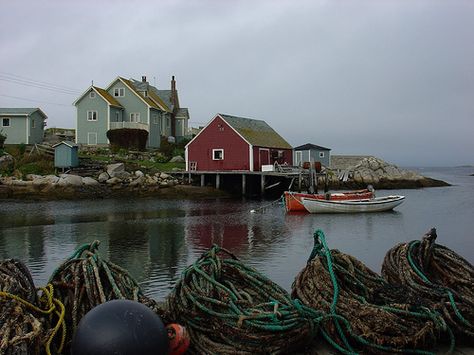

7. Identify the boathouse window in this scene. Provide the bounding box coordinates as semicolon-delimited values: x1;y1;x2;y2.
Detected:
2;118;10;127
31;119;35;128
212;149;224;160
87;111;98;121
89;91;96;98
113;88;125;97
319;152;325;158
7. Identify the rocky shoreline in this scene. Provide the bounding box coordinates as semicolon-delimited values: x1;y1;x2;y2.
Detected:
324;157;449;190
0;158;450;200
0;162;230;200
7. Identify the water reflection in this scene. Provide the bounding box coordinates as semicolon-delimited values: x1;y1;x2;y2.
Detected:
1;168;474;301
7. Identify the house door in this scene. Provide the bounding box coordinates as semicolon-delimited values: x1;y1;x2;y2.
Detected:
295;151;302;166
87;132;97;145
259;148;270;171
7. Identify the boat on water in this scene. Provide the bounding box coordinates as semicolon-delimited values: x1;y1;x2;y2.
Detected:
283;188;375;212
301;195;405;214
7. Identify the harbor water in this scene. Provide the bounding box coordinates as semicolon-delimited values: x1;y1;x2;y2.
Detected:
0;166;473;301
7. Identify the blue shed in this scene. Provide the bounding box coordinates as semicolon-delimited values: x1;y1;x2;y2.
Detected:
53;141;79;168
293;143;331;168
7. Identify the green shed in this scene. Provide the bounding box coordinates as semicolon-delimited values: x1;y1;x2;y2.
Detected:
53;141;79;168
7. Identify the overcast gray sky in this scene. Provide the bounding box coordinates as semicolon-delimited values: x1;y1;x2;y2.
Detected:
1;0;473;166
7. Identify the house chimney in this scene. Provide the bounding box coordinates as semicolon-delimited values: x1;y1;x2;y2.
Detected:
171;75;176;91
142;76;147;83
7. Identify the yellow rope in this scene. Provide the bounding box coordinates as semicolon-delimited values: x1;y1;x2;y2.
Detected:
0;283;66;355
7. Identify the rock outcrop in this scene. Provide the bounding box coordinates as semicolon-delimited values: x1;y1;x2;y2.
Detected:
325;156;449;189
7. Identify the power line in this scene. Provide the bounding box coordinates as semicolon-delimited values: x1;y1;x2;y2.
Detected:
0;94;72;107
0;76;81;95
0;71;82;93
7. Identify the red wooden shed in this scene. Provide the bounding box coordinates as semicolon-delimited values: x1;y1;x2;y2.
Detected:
185;113;293;172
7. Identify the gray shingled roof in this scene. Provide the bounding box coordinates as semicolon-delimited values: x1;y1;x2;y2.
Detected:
0;108;47;118
154;89;173;109
129;79;174;108
294;143;331;151
219;113;292;149
176;108;189;118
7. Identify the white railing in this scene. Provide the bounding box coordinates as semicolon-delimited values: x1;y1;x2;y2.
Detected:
110;122;149;131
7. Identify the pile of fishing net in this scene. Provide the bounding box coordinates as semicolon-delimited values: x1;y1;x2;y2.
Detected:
0;259;65;355
48;240;168;347
167;245;319;354
292;230;449;354
382;228;474;341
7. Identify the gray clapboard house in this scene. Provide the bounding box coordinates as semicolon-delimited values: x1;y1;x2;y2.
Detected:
0;108;47;145
293;143;331;167
73;76;189;148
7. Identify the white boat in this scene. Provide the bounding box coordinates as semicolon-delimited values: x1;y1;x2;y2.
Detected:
301;195;405;214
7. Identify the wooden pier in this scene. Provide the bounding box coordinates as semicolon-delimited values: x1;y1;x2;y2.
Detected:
171;168;327;196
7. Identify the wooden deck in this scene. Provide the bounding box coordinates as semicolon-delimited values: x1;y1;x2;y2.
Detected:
169;169;327;196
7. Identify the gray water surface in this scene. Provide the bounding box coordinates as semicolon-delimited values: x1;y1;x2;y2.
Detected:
1;167;473;301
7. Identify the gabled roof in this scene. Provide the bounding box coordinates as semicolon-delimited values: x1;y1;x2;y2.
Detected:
151;89;173;110
52;141;78;148
294;143;331;151
219;113;292;149
0;108;47;119
94;87;123;108
72;86;123;108
176;108;189;119
146;89;171;112
119;77;161;109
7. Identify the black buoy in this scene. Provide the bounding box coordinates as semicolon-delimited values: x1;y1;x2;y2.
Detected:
71;299;168;355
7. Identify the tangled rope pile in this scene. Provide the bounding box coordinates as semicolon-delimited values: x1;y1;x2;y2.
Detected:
48;240;166;347
292;230;449;354
167;245;319;354
0;259;65;355
382;228;474;341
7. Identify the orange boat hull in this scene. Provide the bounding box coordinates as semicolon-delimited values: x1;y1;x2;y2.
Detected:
284;190;374;212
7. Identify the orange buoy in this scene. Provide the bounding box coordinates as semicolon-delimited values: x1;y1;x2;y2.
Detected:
167;323;190;355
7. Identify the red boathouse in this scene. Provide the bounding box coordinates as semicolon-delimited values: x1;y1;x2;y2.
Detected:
185;113;293;172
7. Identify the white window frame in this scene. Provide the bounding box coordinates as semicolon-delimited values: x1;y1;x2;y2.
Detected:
113;88;125;97
153;114;159;124
89;91;96;98
87;110;98;121
319;152;325;158
2;117;10;127
212;149;224;160
130;112;140;122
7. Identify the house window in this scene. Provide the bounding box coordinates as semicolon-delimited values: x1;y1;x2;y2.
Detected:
319;152;325;158
167;117;171;128
153;114;159;124
89;91;96;98
1;117;10;127
130;113;140;122
87;110;98;121
212;149;224;160
31;119;35;128
143;91;148;97
113;88;125;97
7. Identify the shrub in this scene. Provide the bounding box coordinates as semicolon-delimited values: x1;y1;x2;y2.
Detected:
1;153;54;178
0;130;6;149
106;129;148;151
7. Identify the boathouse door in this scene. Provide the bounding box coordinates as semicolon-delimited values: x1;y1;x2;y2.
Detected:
258;148;270;171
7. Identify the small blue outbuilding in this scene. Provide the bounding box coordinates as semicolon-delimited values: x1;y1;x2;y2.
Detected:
53;141;79;168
